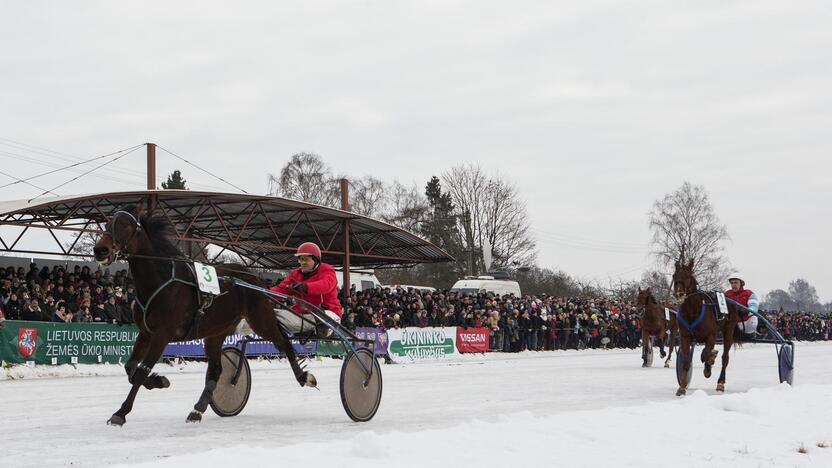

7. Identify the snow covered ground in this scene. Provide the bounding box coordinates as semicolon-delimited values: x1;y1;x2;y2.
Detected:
2;342;831;468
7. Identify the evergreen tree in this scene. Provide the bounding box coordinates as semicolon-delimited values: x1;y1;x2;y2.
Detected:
162;170;188;190
419;176;463;288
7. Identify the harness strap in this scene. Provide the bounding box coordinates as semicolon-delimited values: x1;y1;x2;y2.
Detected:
133;260;199;335
677;303;707;332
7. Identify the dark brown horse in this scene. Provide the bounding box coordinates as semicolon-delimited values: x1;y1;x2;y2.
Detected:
93;204;316;426
636;287;677;368
671;256;739;396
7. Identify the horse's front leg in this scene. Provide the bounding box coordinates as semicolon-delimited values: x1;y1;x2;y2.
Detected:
676;333;691;396
641;329;649;367
108;335;171;426
125;331;170;390
702;335;718;379
187;335;225;422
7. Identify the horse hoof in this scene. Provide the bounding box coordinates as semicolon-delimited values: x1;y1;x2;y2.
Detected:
642;363;647;368
676;388;686;397
704;368;712;378
186;411;203;423
144;374;170;390
660;351;667;358
107;415;125;426
304;372;317;388
716;383;725;392
664;362;670;368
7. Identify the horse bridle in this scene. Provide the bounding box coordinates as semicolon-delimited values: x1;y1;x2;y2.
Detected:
100;210;141;261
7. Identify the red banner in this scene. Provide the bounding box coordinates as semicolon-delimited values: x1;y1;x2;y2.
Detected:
456;327;488;353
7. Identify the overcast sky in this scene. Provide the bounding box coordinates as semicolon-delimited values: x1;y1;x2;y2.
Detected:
0;1;829;301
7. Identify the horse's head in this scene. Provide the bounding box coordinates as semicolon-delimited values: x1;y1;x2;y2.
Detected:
636;287;652;309
94;205;144;265
671;256;696;302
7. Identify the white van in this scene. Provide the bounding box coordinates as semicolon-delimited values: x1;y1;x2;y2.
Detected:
382;284;437;293
450;275;521;296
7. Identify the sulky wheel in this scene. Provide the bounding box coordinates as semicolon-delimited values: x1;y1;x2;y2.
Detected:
210;347;252;417
675;342;695;387
340;348;383;422
778;343;795;385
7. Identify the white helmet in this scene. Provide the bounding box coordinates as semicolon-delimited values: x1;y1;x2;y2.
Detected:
728;272;745;287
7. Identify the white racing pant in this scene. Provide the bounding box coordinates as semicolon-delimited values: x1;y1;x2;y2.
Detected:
235;309;341;336
275;308;341;335
737;315;759;335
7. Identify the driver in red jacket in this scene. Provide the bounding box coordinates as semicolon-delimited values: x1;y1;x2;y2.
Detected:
725;273;760;337
270;242;342;337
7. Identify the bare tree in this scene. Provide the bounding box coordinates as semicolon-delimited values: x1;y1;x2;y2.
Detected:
648;181;730;290
640;269;673;303
442;164;536;274
378;181;429;233
267;152;340;207
349;176;387;217
63;231;99;256
788;278;820;312
762;289;796;311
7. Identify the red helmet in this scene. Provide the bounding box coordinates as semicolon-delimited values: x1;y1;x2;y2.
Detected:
294;242;321;259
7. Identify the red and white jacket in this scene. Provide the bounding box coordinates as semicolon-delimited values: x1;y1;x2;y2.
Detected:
270;262;342;317
725;287;759;322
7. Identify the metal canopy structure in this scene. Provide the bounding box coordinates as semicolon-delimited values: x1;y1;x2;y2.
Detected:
0;190;454;270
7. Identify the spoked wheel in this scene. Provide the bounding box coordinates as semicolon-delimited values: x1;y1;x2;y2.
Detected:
778;343;794;385
675;342;695;387
210;347;251;417
340;348;383;422
644;337;654;367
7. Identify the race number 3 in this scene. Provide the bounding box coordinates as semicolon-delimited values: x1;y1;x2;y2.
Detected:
194;262;221;295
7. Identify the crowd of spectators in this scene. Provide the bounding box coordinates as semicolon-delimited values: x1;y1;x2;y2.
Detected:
0;262;135;324
0;263;828;350
338;286;831;351
342;287;650;351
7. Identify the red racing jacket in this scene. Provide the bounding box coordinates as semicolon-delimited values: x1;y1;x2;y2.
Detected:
724;288;756;322
270;262;342;317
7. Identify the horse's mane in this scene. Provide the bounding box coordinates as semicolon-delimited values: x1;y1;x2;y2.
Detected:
141;215;182;258
121;205;182;258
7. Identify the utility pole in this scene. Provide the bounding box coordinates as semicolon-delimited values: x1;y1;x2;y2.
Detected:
340;178;351;302
463;209;474;277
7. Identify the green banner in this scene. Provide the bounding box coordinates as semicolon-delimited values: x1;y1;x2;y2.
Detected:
0;320;139;365
316;339;346;356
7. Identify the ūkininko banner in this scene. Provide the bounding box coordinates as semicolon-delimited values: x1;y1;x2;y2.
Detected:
0;320;139;365
386;327;458;363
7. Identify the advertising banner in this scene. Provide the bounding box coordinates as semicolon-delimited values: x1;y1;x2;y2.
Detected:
386;327;457;363
163;334;317;357
456;327;489;353
0;320;139;365
354;327;389;355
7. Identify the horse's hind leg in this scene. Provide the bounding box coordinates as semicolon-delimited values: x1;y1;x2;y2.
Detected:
658;324;667;359
108;335;170;426
187;335;224;423
246;308;316;388
665;320;677;368
717;332;732;392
